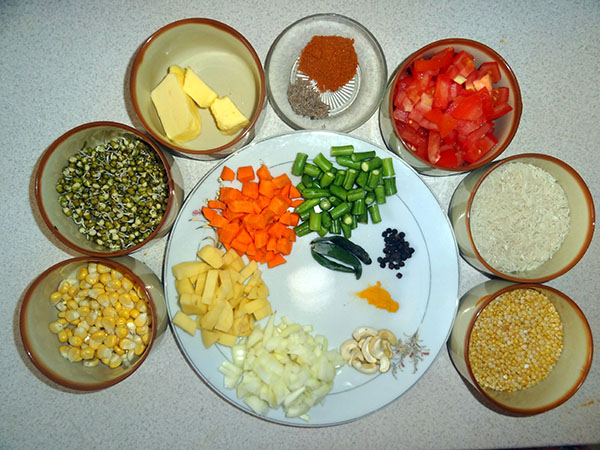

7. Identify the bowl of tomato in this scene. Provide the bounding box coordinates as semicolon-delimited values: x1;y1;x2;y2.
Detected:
379;38;522;176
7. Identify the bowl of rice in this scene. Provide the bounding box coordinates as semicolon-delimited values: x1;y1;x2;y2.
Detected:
448;153;595;282
448;280;593;415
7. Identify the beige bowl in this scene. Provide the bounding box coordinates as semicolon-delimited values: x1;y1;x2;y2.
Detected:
448;280;593;415
449;153;595;282
379;38;522;176
130;18;266;160
19;256;168;391
34;121;184;257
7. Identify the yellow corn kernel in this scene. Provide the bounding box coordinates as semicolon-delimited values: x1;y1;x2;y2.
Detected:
50;291;62;303
96;345;112;360
126;350;135;362
66;299;79;311
83;358;99;368
64;328;73;338
107;278;122;290
101;317;116;334
108;354;122;368
136;301;148;314
134;343;146;356
97;293;109;307
68;335;83;347
67;347;82;362
68;285;79;298
129;309;140;319
121;278;134;291
48;321;64;334
58;280;70;294
119;293;134;309
119;337;136;351
85;311;99;325
130;291;140;303
79;279;92;289
61;293;72;302
115;326;128;339
87;262;97;273
99;272;111;285
85;272;100;285
57;310;66;318
115;316;126;327
77;305;90;317
103;306;118;318
57;329;69;343
101;357;110;366
73;326;87;338
97;263;111;274
113;346;125;356
142;332;150;345
65;310;80;323
110;269;123;280
76;266;89;280
104;334;118;348
88;287;105;300
87;338;102;350
118;309;130;320
89;300;100;310
114;302;123;313
108;292;119;305
59;345;70;359
81;347;95;360
134;313;147;327
136;325;149;336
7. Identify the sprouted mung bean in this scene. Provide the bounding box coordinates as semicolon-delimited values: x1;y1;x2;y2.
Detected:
468;288;563;392
56;137;169;251
48;262;152;369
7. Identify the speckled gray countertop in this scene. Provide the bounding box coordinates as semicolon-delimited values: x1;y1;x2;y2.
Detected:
1;1;598;448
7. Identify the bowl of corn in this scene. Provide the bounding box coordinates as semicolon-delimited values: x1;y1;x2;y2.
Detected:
448;280;593;415
34;121;184;257
19;256;168;391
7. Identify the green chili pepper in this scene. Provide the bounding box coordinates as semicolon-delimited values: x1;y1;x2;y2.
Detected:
310;239;363;279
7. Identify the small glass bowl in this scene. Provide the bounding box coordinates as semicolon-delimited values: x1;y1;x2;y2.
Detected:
379;38;522;176
448;280;593;415
19;256;168;391
448;153;595;283
34;121;184;257
265;13;387;132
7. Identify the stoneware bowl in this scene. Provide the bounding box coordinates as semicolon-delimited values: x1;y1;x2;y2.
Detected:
448;153;595;282
34;121;184;257
379;38;522;176
448;280;593;415
19;256;168;391
130;18;266;160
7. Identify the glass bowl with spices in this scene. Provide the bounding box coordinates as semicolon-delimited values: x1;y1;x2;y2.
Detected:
34;121;184;257
265;13;387;132
448;280;593;415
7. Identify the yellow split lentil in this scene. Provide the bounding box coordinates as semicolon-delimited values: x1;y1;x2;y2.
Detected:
48;263;151;369
468;288;563;392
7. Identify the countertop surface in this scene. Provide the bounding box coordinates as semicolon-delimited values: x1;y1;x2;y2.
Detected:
1;1;598;449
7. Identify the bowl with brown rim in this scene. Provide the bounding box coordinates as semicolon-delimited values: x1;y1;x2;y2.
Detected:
379;38;522;176
448;280;593;415
448;153;595;282
130;18;266;160
19;256;168;391
34;121;183;257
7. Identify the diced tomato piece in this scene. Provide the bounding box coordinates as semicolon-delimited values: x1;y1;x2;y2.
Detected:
413;47;455;73
451;89;491;121
427;131;441;164
491;86;510;105
478;61;501;83
436;149;459;168
487;102;513;120
396;122;427;148
447;50;476;83
433;73;453;109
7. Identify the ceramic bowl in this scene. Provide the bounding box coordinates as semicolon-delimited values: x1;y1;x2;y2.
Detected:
265;13;387;132
379;38;522;176
448;153;595;282
130;18;266;160
34;121;183;257
19;256;168;391
448;280;593;415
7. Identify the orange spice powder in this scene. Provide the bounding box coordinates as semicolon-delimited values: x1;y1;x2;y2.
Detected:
298;35;358;93
356;281;399;313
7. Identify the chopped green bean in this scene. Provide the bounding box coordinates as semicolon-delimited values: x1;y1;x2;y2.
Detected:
319;171;335;188
319;197;332;211
313;152;333;172
342;168;359;190
301;174;313;187
330;145;355;157
321;210;332;229
330;217;341;234
374;184;386;204
351;151;376;162
352;197;366;215
303;163;321;178
294;198;319;214
336;156;362;170
382;157;395;176
360;156;383;172
333;169;346;186
309;211;322;231
365;191;376;206
291;152;308;176
346;187;365;202
329;184;347;201
294;221;312;237
330;202;351;220
384;176;398;196
341;221;352;238
302;188;330;199
355;170;369;188
368;203;382;224
366;169;381;190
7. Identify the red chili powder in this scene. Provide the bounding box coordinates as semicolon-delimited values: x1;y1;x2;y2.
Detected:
298;35;358;93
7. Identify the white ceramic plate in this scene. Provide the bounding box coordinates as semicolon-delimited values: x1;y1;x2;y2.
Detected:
163;131;459;426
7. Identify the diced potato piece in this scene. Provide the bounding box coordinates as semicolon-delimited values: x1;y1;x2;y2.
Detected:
201;270;220;304
216;270;233;301
215;331;238;347
256;282;269;298
232;314;254;337
243;270;262;294
172;261;210;280
199;301;225;330
201;328;219;348
222;248;242;266
175;278;195;295
179;293;207;316
214;303;234;332
197;245;225;269
241;298;269;315
173;311;196;336
253;302;272;321
239;260;258;283
194;271;208;294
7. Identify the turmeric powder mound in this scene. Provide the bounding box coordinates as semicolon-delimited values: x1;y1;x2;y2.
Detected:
356;281;399;312
298;35;358;93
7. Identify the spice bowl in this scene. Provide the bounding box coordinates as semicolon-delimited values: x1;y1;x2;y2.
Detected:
19;256;168;391
265;13;387;132
448;280;593;415
379;38;522;176
448;153;595;282
34;121;184;257
130;18;266;160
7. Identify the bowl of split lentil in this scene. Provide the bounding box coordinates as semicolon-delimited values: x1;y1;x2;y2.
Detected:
448;280;593;415
34;121;184;257
19;256;168;391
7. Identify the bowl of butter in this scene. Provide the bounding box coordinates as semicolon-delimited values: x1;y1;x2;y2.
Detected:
130;18;266;160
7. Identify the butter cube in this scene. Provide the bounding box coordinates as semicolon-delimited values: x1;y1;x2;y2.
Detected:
151;73;201;143
183;67;218;108
210;96;250;135
168;64;186;86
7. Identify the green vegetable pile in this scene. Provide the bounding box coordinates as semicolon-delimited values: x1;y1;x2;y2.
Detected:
291;145;397;239
310;236;371;279
56;137;169;251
